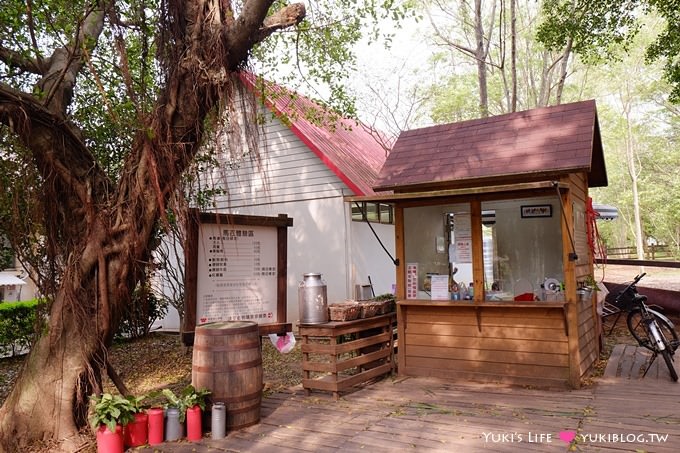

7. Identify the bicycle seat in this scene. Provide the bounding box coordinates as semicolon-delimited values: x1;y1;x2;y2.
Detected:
633;294;647;305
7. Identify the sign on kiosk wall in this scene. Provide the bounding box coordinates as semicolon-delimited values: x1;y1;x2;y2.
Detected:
183;210;293;345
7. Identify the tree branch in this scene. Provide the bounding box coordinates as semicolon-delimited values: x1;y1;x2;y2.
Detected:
227;1;306;69
0;45;44;75
255;3;307;42
0;82;110;212
38;1;111;114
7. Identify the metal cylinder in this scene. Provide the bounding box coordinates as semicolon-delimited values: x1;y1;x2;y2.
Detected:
164;407;183;441
298;273;328;324
211;402;226;439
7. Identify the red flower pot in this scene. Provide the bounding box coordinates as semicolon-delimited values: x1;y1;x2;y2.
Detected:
96;424;124;453
147;407;164;445
124;412;148;447
186;405;202;441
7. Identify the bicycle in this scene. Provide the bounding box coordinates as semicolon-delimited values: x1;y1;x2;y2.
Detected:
613;273;680;381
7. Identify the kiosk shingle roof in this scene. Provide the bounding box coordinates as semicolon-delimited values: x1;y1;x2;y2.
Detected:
374;100;606;192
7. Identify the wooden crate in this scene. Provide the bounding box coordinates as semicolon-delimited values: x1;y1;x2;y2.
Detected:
299;313;396;399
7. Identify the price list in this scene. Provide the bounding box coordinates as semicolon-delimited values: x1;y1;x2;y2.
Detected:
196;224;278;324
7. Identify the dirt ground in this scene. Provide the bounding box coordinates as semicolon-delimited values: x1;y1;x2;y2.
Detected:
594;263;680;291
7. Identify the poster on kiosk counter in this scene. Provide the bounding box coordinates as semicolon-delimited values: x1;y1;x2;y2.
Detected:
195;223;278;324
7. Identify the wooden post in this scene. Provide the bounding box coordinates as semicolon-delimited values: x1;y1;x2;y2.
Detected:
470;200;484;303
394;205;406;375
560;187;581;388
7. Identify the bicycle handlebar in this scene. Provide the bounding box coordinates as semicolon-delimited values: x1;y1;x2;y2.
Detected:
631;273;646;286
614;273;646;304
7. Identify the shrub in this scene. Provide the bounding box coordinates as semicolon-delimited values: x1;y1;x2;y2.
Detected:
0;299;42;356
115;285;168;340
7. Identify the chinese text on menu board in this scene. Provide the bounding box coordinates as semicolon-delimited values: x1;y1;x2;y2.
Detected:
196;224;278;324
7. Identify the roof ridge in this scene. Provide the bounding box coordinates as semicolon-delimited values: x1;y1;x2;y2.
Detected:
238;71;389;196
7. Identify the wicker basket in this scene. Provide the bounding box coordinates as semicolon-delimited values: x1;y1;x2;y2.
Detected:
359;301;382;318
375;299;395;314
328;302;361;321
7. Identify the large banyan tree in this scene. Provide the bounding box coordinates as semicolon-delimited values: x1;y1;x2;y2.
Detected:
0;0;406;450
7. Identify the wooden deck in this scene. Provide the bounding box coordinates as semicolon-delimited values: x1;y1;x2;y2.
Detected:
135;343;680;452
603;343;680;380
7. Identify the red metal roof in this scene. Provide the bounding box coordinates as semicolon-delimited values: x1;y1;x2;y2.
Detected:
374;100;607;192
239;72;389;196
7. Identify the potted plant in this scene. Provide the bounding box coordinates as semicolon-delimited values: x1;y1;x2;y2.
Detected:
161;385;211;442
181;385;211;441
89;393;135;453
161;388;185;441
123;394;148;448
578;275;599;302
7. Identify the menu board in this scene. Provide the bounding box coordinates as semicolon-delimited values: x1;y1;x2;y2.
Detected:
430;275;450;300
195;224;278;324
453;213;472;263
406;263;418;299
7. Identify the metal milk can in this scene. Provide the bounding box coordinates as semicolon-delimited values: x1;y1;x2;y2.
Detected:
298;273;328;324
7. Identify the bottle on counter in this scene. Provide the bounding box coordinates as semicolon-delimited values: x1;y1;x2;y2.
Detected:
459;283;468;300
451;282;460;300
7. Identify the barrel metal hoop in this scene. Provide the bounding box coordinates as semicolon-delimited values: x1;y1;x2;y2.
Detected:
192;357;262;373
225;402;261;414
193;340;260;352
196;324;258;336
214;390;262;404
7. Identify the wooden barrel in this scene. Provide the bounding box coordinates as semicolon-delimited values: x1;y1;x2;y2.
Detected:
192;321;262;431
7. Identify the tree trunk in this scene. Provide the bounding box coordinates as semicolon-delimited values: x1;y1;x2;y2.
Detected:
0;1;306;450
624;105;646;265
510;0;517;112
0;317;99;451
474;0;489;117
555;38;573;105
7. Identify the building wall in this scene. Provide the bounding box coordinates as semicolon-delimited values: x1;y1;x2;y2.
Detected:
569;172;599;376
350;221;396;298
398;303;570;388
0;258;37;302
155;95;395;331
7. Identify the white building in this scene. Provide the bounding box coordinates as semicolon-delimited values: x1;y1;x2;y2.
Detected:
156;74;396;331
0;254;36;303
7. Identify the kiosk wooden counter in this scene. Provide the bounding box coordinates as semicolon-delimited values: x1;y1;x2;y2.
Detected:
348;100;607;388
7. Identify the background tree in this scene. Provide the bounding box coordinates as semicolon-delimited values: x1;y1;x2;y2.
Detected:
0;0;409;450
538;8;680;258
420;0;582;123
538;0;680;102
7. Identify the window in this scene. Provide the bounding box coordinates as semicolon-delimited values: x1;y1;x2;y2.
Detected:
351;202;394;225
481;197;563;301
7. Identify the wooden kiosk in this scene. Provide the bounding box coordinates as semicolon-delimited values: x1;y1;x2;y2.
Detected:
348;100;607;388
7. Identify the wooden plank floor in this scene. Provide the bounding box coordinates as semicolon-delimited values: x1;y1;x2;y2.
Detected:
134;344;680;452
603;343;680;380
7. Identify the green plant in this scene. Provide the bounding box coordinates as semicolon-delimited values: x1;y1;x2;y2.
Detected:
89;393;135;432
125;394;148;414
581;275;600;291
115;283;168;340
161;385;211;422
182;385;211;411
0;299;43;356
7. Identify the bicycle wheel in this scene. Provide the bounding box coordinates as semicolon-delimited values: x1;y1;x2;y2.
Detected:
661;349;679;381
626;309;679;352
651;312;679;354
627;309;654;351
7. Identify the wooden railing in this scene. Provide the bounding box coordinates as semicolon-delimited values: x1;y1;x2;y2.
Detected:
604;244;675;261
